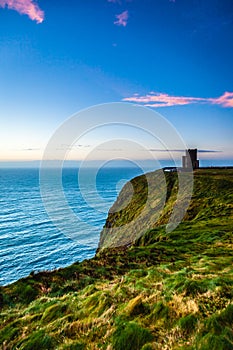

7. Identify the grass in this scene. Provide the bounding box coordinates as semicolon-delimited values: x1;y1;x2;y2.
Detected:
0;169;232;349
112;321;153;350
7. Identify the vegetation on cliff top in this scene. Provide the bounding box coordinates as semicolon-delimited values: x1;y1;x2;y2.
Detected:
99;168;232;249
0;169;232;349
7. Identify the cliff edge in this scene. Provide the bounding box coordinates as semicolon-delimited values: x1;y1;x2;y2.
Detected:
99;168;233;250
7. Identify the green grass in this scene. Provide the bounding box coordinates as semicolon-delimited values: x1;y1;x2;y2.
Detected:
17;329;57;350
0;169;232;349
112;321;153;350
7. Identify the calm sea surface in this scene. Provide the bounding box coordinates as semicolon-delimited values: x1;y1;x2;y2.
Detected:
0;167;146;286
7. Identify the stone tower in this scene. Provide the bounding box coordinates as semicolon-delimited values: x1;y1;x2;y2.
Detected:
182;149;199;169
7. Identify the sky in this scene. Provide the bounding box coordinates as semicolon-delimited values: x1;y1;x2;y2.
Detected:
0;0;233;164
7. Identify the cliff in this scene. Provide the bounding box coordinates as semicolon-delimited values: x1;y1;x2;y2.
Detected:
0;168;232;350
99;168;233;249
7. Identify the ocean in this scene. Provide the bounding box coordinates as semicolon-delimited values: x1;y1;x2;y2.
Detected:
0;166;146;286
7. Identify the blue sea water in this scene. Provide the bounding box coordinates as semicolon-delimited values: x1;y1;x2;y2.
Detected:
0;167;146;286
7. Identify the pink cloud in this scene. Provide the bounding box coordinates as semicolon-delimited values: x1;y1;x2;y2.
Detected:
209;91;233;108
114;10;129;27
0;0;44;23
123;91;233;108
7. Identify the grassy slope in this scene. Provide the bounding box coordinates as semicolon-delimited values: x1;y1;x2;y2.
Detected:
0;169;233;350
99;169;232;248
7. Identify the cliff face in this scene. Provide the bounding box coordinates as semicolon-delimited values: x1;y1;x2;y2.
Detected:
99;168;233;249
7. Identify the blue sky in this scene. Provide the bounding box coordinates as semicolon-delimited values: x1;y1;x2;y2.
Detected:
0;0;232;163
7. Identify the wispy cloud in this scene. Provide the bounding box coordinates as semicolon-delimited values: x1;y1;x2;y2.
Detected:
0;0;44;23
209;92;233;108
123;91;233;108
114;10;129;26
148;149;221;153
55;144;92;151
